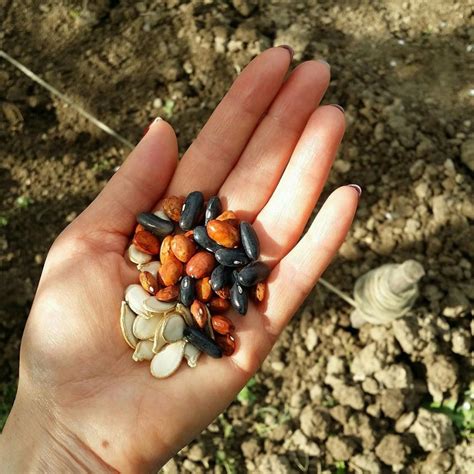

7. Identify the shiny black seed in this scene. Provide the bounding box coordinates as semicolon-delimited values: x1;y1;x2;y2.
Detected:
179;276;195;306
137;212;174;237
215;248;250;267
230;281;248;315
205;196;222;225
240;222;260;260
179;191;204;231
183;326;222;358
193;226;223;253
210;265;233;291
236;261;270;287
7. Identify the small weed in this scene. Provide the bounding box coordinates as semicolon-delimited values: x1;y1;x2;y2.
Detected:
92;159;114;173
15;196;31;208
425;384;474;438
237;377;257;406
254;406;291;438
335;460;346;473
0;215;8;226
216;449;236;474
321;395;337;408
218;414;234;439
162;99;175;118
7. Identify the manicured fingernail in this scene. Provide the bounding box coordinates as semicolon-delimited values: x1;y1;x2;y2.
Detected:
318;59;330;69
278;45;294;60
143;117;163;136
330;104;344;113
348;184;362;198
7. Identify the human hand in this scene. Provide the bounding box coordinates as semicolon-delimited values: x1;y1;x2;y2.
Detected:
0;47;359;472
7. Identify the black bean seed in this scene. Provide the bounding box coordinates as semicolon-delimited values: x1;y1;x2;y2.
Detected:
137;212;174;237
205;196;222;225
179;276;195;306
236;261;270;287
210;265;233;291
230;281;248;315
215;248;250;267
193;226;223;253
179;191;204;231
240;221;260;260
183;326;222;358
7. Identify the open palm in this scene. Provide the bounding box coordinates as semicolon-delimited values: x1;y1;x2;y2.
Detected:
7;48;358;472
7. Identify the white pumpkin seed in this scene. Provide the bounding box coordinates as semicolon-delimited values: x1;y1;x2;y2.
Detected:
154;209;171;221
175;303;194;327
133;314;161;340
184;342;201;368
128;244;152;265
125;284;150;315
162;314;185;343
137;260;161;279
120;301;138;349
152;318;167;353
150;341;186;379
143;296;176;314
132;340;154;362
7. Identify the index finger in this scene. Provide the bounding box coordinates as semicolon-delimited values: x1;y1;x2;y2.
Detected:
165;47;293;197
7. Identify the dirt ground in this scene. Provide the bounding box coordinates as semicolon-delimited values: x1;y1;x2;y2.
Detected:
1;0;473;472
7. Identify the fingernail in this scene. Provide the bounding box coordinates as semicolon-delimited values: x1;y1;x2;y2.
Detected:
330;104;344;113
278;45;294;60
348;184;362;198
143;117;163;136
318;59;330;69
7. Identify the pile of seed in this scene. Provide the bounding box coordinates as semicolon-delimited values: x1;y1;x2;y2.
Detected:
120;191;269;378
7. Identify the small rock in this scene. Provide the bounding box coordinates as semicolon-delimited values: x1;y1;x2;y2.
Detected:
350;453;382;474
329;405;352;426
187;444;205;462
431;195;450;224
421;451;453;474
451;328;471;356
375;434;410;467
309;384;323;403
395;412;416;433
426;356;458;402
327;356;345;375
351;343;384;377
305;327;318;351
410;408;456;451
231;0;257;17
362;377;379;395
333;384;365;410
300;406;332;440
460;137;474;171
374;364;413;390
380;389;405;419
255;454;292;474
162;458;179;474
344;413;378;450
289;429;321;457
241;439;260;459
326;436;358;461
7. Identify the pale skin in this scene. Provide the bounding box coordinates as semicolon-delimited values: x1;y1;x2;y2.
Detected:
0;47;359;472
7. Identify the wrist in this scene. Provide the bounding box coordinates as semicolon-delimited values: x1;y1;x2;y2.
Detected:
0;387;117;473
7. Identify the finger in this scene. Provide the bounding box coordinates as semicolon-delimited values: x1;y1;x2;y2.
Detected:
262;185;359;337
254;105;345;261
165;47;292;197
76;119;178;237
220;60;330;218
